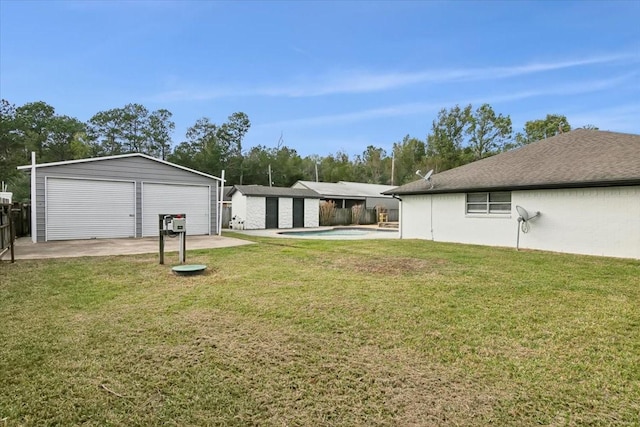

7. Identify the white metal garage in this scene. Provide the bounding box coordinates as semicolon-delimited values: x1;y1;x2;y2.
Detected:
142;182;210;237
46;177;135;241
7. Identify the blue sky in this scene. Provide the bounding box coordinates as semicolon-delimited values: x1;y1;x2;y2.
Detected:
1;0;639;158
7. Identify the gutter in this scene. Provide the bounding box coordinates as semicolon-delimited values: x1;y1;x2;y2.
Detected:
391;179;640;196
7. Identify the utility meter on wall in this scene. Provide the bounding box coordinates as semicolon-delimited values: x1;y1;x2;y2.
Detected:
172;218;186;232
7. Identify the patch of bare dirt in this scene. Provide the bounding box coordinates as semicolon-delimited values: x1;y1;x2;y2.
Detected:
330;256;448;276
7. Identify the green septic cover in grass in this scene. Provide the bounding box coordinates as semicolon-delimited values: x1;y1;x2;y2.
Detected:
171;264;207;275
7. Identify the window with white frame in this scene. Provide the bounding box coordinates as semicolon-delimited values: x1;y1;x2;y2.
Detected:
466;192;511;214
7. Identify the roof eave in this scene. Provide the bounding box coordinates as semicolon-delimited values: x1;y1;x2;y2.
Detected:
388;179;640;195
17;153;223;181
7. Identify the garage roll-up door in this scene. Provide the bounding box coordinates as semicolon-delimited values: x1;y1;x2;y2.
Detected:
142;183;210;237
46;178;135;241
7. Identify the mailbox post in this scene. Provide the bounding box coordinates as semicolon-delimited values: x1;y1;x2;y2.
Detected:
158;213;187;265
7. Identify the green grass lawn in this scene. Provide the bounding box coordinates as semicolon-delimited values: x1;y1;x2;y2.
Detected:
1;235;639;426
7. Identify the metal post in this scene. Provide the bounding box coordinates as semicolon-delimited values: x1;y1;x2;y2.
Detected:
9;206;14;263
159;214;164;264
30;152;36;243
179;232;185;264
218;170;225;236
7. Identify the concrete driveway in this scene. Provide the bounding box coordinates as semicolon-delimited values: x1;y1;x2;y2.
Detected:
2;235;254;260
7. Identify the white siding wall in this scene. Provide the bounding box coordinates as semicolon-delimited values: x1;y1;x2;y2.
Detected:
304;199;320;227
400;195;432;240
231;192;247;225
279;197;293;229
434;193;514;247
245;196;266;230
514;187;640;259
400;186;640;259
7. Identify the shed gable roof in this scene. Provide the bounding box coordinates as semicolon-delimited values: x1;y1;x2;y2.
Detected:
385;130;640;195
230;185;321;198
17;153;222;181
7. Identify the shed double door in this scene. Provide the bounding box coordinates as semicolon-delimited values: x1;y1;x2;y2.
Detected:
265;197;279;229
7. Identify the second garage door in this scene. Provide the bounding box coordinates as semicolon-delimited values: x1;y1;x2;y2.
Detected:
142;183;211;237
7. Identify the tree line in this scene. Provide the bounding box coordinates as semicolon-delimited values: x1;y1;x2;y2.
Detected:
1;98;588;201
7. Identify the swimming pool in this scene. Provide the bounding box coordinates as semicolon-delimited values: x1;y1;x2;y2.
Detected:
278;227;398;239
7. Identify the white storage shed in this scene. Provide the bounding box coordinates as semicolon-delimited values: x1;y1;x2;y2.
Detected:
229;185;321;230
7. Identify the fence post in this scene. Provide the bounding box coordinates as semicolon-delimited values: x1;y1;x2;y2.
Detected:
9;206;14;263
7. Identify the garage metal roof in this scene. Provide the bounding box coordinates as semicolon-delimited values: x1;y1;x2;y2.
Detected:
17;153;223;181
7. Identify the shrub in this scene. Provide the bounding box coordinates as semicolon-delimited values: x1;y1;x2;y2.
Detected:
351;204;364;225
319;200;336;226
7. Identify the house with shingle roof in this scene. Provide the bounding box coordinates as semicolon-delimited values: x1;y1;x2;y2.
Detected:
228;185;321;229
384;130;640;259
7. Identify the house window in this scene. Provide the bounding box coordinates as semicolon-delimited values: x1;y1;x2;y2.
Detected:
466;192;511;214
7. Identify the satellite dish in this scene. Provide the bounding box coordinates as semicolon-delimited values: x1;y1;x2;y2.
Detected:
515;205;540;251
416;169;434;189
516;205;530;221
516;205;540;222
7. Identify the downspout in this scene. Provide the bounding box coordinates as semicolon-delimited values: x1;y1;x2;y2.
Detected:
30;152;37;243
392;195;402;239
217;170;225;236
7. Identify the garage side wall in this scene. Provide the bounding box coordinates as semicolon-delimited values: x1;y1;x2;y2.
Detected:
34;157;219;242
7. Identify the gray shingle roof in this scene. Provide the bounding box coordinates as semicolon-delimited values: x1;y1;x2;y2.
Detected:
229;185;321;198
385;130;640;195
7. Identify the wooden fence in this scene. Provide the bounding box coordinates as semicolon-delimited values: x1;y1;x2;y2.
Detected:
1;204;15;262
221;205;232;229
11;203;30;237
326;208;399;226
329;208;377;226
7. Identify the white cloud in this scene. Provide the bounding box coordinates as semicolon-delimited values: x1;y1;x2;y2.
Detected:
259;102;442;129
149;52;639;102
257;73;638;129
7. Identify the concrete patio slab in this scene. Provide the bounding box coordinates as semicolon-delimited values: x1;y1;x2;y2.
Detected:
2;235;254;260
